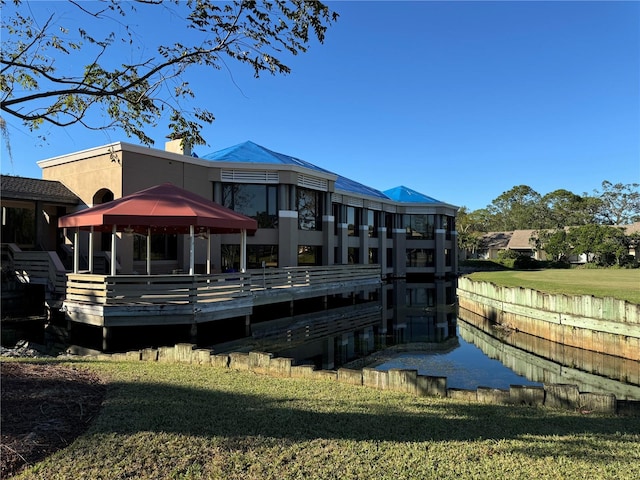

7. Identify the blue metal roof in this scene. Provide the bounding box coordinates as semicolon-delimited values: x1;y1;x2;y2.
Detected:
335;175;389;200
202;141;333;175
383;185;443;204
202;141;440;203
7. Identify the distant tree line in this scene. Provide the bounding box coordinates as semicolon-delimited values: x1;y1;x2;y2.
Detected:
457;181;640;267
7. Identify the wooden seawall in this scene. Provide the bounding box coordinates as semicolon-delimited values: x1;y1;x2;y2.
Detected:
456;277;640;362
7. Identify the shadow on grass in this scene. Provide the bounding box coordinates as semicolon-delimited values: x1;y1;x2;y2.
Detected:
90;376;640;457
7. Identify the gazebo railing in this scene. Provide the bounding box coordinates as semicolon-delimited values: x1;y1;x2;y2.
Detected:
66;273;252;305
64;265;381;306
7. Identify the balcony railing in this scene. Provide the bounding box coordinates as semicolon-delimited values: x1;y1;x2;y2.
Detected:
65;264;381;306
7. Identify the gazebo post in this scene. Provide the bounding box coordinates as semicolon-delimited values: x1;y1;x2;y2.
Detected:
146;227;151;275
189;225;195;275
110;224;117;276
240;228;247;273
88;226;94;273
73;228;79;274
206;228;211;274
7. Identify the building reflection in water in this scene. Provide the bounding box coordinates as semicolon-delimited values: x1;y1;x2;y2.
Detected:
236;279;457;370
227;278;640;400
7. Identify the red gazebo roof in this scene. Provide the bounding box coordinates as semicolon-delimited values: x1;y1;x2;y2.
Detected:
59;183;258;234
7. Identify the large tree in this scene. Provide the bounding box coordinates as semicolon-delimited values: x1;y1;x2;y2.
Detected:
1;0;338;148
541;189;600;228
487;185;544;231
593;180;640;225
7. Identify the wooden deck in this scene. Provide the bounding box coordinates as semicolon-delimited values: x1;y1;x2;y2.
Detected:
62;264;382;327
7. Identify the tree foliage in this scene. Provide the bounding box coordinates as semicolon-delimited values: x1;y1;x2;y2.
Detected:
487;185;543;231
593;180;640;225
1;0;338;147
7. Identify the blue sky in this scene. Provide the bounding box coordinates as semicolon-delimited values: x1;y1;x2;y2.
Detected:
2;1;639;211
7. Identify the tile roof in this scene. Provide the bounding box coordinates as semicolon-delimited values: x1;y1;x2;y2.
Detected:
507;229;537;249
479;232;513;249
1;175;79;204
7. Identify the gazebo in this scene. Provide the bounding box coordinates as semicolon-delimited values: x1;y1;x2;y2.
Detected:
59;183;258;275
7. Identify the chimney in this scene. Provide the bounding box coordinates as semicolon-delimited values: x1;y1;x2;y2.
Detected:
165;138;191;156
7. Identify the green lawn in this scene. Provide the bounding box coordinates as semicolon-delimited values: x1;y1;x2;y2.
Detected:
13;360;640;480
465;269;640;304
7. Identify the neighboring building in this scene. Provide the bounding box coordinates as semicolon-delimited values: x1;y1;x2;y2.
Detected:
1;175;79;252
476;224;640;263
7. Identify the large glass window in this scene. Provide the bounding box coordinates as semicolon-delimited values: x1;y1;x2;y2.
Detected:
368;248;378;264
443;215;454;240
1;206;35;247
332;203;341;235
222;184;278;228
298;245;322;266
367;210;379;238
297;188;323;231
221;244;279;270
348;247;360;264
406;248;434;267
248;245;278;269
403;214;436;239
133;234;178;261
347;206;361;237
385;212;394;239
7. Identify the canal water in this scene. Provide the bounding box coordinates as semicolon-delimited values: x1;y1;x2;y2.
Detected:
248;297;640;401
371;323;542;390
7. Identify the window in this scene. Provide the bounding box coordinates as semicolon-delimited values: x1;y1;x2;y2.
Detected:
332;203;341;235
297;188;323;231
133;234;178;261
222;244;278;271
298;245;322;266
221;244;240;272
347;206;361;237
367;210;379;238
368;248;378;264
443;215;454;240
406;249;434;267
403;214;435;240
1;206;35;247
385;212;394;239
348;247;360;264
223;184;278;228
248;245;278;269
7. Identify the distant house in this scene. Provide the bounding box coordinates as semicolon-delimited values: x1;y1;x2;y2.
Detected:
475;232;512;260
473;223;640;263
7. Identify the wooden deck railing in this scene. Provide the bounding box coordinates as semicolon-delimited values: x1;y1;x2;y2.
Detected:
245;264;381;290
7;244;67;295
65;264;381;306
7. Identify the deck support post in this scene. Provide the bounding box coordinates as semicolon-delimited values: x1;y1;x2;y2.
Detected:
245;315;251;336
102;326;110;351
190;323;198;344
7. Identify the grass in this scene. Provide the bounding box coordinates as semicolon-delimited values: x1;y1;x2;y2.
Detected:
465;268;640;304
13;360;640;480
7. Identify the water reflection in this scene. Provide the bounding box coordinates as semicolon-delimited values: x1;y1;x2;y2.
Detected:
219;278;639;400
458;307;640;400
